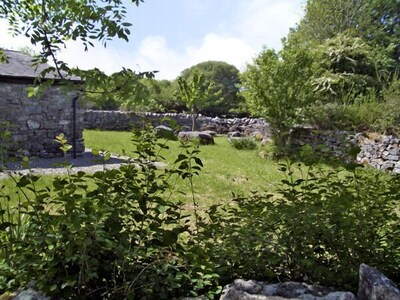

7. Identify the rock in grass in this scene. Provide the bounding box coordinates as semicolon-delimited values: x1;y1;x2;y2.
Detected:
178;131;214;145
202;130;217;137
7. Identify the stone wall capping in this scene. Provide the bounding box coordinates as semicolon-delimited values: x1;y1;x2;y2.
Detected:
84;110;270;138
216;264;398;300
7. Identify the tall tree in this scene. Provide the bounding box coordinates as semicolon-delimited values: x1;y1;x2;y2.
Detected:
142;79;184;112
180;61;246;116
241;33;316;146
297;0;400;63
297;0;369;42
242;0;400;140
177;71;221;131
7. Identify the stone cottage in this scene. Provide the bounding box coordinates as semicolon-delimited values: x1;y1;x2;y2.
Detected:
0;49;85;158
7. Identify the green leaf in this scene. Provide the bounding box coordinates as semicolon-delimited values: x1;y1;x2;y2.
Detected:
194;157;203;167
49;284;57;292
104;152;111;161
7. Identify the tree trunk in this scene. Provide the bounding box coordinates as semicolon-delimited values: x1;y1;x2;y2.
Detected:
191;108;196;131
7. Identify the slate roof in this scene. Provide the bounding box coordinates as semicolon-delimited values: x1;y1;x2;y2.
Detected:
0;49;82;83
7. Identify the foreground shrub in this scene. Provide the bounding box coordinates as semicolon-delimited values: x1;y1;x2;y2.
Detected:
0;130;219;299
201;163;400;290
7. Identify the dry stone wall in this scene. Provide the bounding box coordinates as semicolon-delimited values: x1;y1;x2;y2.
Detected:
217;264;399;300
290;127;400;173
84;111;400;173
0;82;84;158
84;110;269;136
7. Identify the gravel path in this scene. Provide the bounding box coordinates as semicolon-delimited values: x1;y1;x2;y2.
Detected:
0;150;130;179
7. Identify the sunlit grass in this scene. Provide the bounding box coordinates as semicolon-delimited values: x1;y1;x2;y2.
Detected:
1;129;342;208
83;129;286;206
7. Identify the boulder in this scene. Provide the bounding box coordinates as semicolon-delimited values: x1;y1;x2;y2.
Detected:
154;125;177;140
178;131;214;145
202;130;217;137
228;131;242;138
357;264;400;300
220;279;356;300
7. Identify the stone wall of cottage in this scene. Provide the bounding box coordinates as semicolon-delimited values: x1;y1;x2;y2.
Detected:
0;82;84;157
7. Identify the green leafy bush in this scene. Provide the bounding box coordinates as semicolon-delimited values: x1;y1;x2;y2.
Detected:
228;137;257;150
200;163;400;290
0;129;220;299
305;77;400;133
304;103;360;131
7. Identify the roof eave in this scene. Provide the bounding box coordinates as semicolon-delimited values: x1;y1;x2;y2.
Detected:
0;75;85;84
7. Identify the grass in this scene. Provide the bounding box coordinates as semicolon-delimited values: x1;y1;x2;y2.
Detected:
0;129;343;208
83;129;286;206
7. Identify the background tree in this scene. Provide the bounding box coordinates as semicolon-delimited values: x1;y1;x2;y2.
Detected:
297;0;400;64
177;71;221;131
242;0;400;140
141;78;185;112
310;33;396;104
180;61;246;116
240;33;316;146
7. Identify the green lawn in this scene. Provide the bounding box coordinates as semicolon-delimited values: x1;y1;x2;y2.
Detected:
83;129;286;206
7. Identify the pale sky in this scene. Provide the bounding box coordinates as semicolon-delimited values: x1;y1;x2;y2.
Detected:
0;0;305;80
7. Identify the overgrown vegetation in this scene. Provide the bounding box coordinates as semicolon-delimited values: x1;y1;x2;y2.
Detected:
1;0;400;298
1;131;400;297
199;162;400;291
241;0;400;143
0;131;220;299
